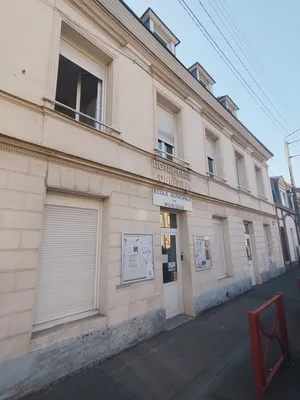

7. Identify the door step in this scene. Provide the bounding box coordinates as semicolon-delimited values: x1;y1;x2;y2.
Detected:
166;314;194;331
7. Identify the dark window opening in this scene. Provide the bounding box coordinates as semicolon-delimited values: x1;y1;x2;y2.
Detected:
208;156;215;177
55;54;102;128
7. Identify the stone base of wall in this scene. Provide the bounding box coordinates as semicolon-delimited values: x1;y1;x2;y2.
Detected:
0;309;166;400
194;277;253;315
259;265;286;284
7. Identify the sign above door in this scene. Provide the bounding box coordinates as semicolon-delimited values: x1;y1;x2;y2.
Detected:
153;188;192;211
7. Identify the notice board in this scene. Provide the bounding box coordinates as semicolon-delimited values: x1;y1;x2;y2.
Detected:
122;233;155;284
194;235;212;271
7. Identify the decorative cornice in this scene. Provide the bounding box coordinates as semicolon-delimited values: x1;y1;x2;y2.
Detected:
150;64;191;101
70;0;128;47
201;109;225;132
70;0;272;160
0;133;275;218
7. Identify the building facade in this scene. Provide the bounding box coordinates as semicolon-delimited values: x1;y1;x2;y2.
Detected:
0;0;284;397
270;176;300;264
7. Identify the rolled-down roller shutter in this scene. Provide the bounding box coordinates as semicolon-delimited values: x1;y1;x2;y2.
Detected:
34;196;99;326
157;105;175;146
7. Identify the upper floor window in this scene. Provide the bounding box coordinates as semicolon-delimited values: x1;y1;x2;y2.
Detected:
235;151;247;189
55;40;103;129
217;95;239;118
206;137;217;179
255;165;265;197
140;8;180;56
156;104;176;161
279;187;288;207
188;63;215;94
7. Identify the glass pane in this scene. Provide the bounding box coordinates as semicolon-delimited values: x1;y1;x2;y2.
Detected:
55;55;79;119
79;73;99;127
208;157;215;177
245;238;252;260
157;139;163;157
243;223;249;234
160;212;177;228
161;234;178;283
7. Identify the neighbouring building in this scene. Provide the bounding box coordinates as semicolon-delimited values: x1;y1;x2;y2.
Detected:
0;0;284;398
270;176;300;264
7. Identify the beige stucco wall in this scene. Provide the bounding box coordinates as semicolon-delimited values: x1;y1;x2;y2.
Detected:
0;148;283;365
0;0;273;208
0;0;284;384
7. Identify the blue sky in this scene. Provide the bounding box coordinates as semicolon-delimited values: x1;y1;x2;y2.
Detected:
124;0;300;185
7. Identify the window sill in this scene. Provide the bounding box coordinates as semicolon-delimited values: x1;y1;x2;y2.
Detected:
218;274;231;281
258;194;268;201
196;267;212;272
207;172;227;183
154;149;190;167
43;97;120;135
30;312;107;351
237;185;251;194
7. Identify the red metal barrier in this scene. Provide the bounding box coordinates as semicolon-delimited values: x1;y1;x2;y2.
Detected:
248;292;290;398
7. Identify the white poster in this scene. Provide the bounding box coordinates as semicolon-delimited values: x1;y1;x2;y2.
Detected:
122;234;155;284
194;235;211;271
153;189;192;211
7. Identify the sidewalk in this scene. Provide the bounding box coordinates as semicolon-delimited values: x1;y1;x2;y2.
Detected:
23;266;300;400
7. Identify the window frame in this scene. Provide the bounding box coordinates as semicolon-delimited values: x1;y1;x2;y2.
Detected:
255;165;265;198
206;137;217;175
33;192;102;332
54;38;106;130
158;138;174;160
156;101;178;161
279;187;288;207
235;152;247;189
207;156;216;177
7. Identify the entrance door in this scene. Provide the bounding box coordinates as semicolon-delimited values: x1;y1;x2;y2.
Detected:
244;222;256;286
160;212;183;319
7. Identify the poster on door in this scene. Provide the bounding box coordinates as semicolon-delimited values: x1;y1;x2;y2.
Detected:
194;235;212;271
122;233;155;284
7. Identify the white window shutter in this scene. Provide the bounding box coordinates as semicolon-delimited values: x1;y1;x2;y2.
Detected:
60;39;103;80
157;105;175;146
206;138;215;160
34;204;98;326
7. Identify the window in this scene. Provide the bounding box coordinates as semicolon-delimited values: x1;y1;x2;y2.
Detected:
279;188;288;207
235;152;247;189
208;156;215;176
33;193;100;330
153;31;169;48
55;39;103;129
157;104;176;161
243;222;250;235
255;166;265;197
206;138;217;178
212;218;227;278
153;25;175;54
160;212;177;228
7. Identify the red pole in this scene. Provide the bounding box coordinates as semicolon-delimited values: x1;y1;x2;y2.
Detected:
248;311;265;398
275;293;290;356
